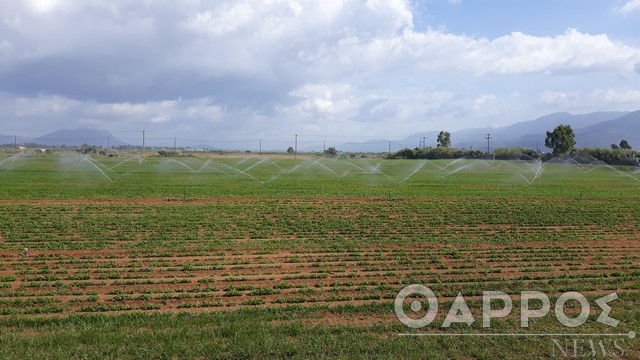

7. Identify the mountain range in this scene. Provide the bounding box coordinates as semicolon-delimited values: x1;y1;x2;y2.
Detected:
1;110;639;151
341;110;640;152
0;128;127;148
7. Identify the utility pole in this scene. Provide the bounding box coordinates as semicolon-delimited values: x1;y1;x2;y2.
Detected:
485;133;492;154
174;137;177;151
421;137;426;149
259;139;262;154
323;141;326;153
107;136;110;150
388;141;391;155
142;130;146;155
14;135;17;150
294;134;297;159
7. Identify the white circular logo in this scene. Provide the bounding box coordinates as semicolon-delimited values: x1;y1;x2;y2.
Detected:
394;284;438;329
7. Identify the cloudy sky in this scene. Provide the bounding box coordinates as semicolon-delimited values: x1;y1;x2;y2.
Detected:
1;0;640;144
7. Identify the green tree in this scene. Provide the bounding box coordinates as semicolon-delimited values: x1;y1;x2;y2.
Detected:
619;140;632;149
437;131;451;148
394;148;416;159
286;146;294;154
545;124;576;155
324;146;338;157
611;143;620;150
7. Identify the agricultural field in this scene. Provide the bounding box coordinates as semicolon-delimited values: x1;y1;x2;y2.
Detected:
0;151;639;359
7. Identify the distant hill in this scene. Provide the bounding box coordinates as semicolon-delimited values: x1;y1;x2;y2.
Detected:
449;111;629;150
278;110;640;153
575;110;640;149
0;134;37;147
396;131;441;149
35;128;128;148
5;110;640;152
324;111;637;153
328;138;406;153
495;111;625;139
0;134;14;146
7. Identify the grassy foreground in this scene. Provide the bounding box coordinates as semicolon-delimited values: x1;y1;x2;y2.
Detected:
1;299;638;360
0;152;639;358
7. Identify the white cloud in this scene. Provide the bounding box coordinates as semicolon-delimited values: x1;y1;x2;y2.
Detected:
593;88;640;103
365;0;414;31
332;28;640;77
474;94;496;110
184;3;255;36
476;30;633;75
288;83;356;117
150;114;171;124
617;0;640;14
12;94;80;116
0;1;638;139
28;0;65;13
0;94;235;135
538;88;640;111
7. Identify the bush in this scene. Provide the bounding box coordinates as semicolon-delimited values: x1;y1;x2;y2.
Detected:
493;147;541;160
573;148;639;166
389;147;484;160
77;146;98;155
390;148;416;159
158;150;181;157
324;147;338;157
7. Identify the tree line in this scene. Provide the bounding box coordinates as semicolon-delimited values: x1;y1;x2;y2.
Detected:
389;125;639;166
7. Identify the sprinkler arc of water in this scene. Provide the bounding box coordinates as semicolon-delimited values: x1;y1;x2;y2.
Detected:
80;157;113;182
21;154;639;187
